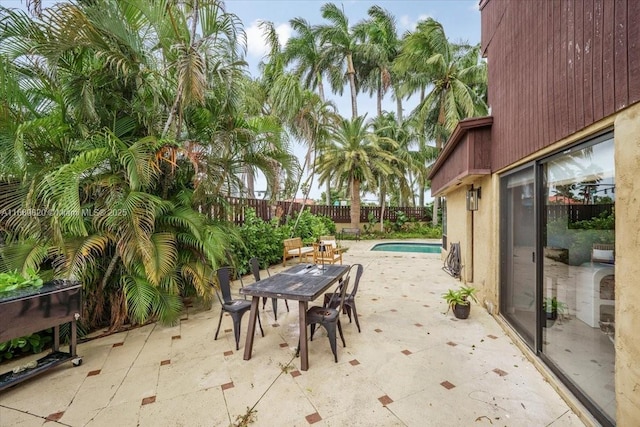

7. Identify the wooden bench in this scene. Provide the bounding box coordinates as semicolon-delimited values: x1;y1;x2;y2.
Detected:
283;237;314;266
339;227;361;241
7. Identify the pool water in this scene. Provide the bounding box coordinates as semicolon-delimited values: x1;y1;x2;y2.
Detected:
371;242;442;254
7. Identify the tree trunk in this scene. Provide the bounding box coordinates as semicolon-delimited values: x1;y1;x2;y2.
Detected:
346;53;358;119
432;196;439;226
379;183;386;233
432;90;447;226
377;82;383;117
317;76;325;103
350;178;361;228
395;88;403;124
245;167;255;199
316;74;331;206
271;163;282;219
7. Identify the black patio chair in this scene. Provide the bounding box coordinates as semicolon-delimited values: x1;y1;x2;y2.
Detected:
323;263;363;333
249;257;289;321
296;272;351;363
213;266;263;350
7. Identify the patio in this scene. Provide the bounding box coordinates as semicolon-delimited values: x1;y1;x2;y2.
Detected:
0;240;586;426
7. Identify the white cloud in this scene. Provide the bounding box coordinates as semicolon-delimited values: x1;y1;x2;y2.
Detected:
245;20;292;59
399;14;431;31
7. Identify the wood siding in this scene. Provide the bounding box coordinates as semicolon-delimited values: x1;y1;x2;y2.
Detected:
429;118;493;195
481;0;640;171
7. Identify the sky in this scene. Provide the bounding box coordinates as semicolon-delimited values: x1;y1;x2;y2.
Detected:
6;0;482;201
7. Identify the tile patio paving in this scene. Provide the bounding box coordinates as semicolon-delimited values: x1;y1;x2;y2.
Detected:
0;240;592;426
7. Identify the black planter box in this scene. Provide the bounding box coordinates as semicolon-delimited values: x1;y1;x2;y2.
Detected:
0;279;82;391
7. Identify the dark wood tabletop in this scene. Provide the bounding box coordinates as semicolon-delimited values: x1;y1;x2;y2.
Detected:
241;262;350;371
239;263;350;301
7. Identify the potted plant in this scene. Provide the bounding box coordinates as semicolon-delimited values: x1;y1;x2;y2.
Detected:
442;286;478;319
543;296;567;327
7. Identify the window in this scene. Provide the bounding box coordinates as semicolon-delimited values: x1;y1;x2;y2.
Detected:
541;134;615;423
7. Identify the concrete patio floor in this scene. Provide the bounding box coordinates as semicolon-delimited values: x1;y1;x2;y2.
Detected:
0;240;591;427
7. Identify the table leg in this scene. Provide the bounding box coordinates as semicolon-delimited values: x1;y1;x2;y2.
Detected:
243;296;260;360
299;301;309;371
70;318;77;357
53;325;60;352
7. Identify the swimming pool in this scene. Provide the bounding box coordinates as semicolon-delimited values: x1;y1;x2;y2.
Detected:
370;242;442;254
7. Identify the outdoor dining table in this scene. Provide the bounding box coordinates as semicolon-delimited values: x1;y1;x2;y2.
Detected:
240;263;350;371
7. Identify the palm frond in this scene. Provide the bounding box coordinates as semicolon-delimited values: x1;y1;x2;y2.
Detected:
122;274;157;324
152;282;182;325
145;232;177;286
0;240;49;275
62;234;110;279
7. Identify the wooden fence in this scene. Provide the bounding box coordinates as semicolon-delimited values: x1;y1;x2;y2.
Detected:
207;198;612;226
206;197;431;225
546;204;613;223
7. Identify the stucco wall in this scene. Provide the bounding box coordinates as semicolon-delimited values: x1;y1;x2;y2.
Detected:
442;188;470;281
440;104;640;424
442;177;497;309
613;102;640;424
470;176;498;312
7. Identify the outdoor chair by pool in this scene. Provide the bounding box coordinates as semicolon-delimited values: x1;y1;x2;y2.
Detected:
313;242;343;265
249;257;289;321
591;243;615;264
323;263;363;333
296;273;350;363
283;237;314;266
319;235;337;247
213;266;264;350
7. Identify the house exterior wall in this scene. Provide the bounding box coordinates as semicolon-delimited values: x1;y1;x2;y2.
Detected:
429;118;493;195
439;175;496;303
471;175;498;309
481;0;640;172
450;0;640;424
441;189;471;282
612;102;640;423
448;110;633;426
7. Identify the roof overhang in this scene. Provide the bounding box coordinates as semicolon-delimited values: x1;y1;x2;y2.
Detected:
428;116;493;196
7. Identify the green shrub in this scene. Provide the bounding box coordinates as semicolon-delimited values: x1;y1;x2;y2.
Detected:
232;208;336;274
233;209;288;273
288;209;334;244
0;332;52;360
391;211;409;232
546;211;614;265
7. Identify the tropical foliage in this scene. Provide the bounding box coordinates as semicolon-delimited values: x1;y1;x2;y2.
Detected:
0;1;294;331
0;1;486;332
232;208;334;273
0;269;43;295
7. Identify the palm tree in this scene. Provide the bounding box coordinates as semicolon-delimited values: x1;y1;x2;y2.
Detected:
251;20;308;212
155;0;246;199
395;18;488;224
353;5;402;119
283;16;337;205
316;116;398;228
287;91;340;205
397;18;488;145
283;17;330;103
317;2;360;119
370;112;412;231
0;0;265;330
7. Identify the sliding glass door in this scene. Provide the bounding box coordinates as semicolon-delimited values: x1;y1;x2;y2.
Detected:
499;133;615;426
500;166;536;348
541;135;615;424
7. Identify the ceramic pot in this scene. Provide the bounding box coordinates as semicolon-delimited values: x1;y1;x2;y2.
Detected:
453;303;470;319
